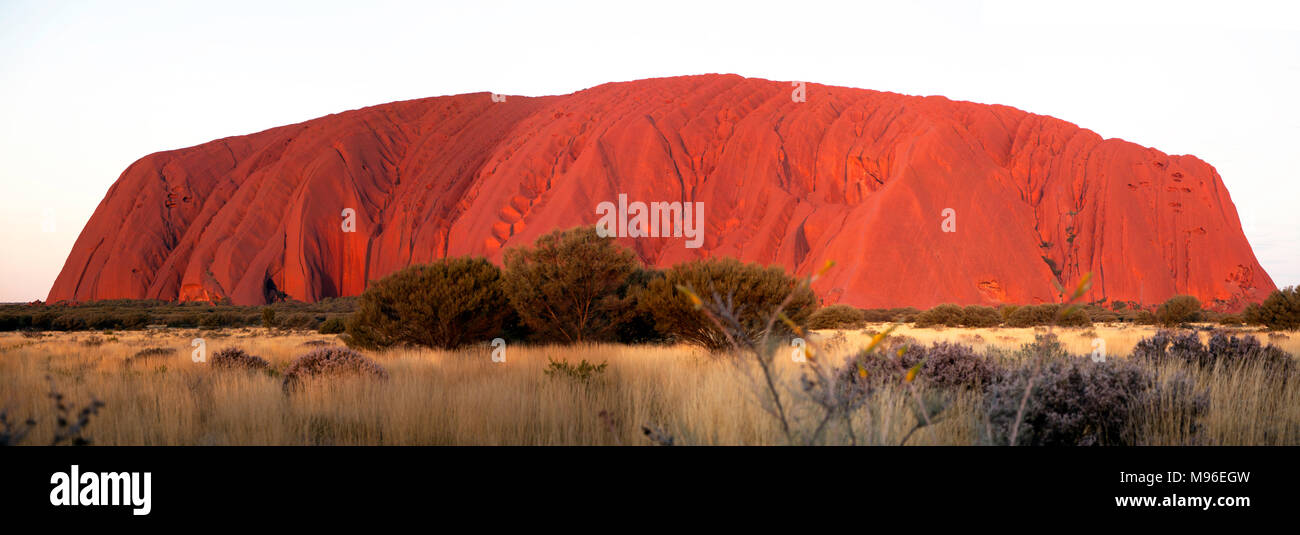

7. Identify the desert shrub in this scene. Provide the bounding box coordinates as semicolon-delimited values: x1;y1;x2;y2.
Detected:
859;307;919;322
502;226;641;343
210;347;270;371
262;307;276;328
1014;333;1071;361
198;311;248;329
911;343;998;390
1006;304;1051;327
1247;287;1300;330
914;304;963;328
1002;304;1039;327
961;305;1002;327
998;305;1020;323
543;358;608;384
1006;304;1091;327
1217;314;1244;326
985;357;1205;446
1112;301;1128;311
277;313;320;330
1132;330;1294;376
317;316;346;334
282;347;388;392
848;340;995;391
612;267;669;344
129;347;174;362
347;257;510;350
1085;305;1119;323
1057;306;1092;327
639;258;817;350
893;307;921;322
806;305;866;329
1157;295;1202;326
1134;310;1157;325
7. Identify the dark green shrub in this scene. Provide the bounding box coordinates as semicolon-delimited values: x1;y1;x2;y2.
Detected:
543;357;608;384
1217;314;1244;326
1057;306;1092;327
278;313;320;330
1135;310;1157;325
317;316;346;334
1248;287;1300;330
612;268;669;344
914;304;964;327
502;226;640;343
262;307;277;328
1006;304;1090;327
639;258;817;350
1085;305;1119;323
961;305;1002;327
807;305;866;329
1157;295;1202;326
128;347;175;364
347;257;510;350
999;305;1020;323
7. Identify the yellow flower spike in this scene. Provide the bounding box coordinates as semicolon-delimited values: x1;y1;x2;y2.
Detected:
863;324;898;354
896;347;906;358
1070;272;1094;301
857;363;868;378
675;285;703;309
811;260;836;282
777;312;800;333
904;361;923;384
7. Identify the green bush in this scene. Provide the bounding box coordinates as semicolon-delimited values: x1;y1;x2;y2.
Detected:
1135;310;1157;325
502;226;641;343
639;258;817;350
317;316;346;334
346;257;510;349
914;304;963;328
1004;304;1090;328
1246;287;1300;331
806;305;866;329
1157;295;1202;326
860;307;920;322
961;305;1002;327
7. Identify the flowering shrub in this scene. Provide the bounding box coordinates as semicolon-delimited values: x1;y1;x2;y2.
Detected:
848;341;996;390
210;347;270;371
282;347;388;392
985;357;1208;446
1132;330;1294;376
806;305;866;329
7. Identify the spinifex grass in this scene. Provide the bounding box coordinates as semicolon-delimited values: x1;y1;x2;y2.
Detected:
0;326;1296;445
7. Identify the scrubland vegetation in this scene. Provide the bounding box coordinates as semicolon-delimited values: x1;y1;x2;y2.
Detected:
2;226;1298;446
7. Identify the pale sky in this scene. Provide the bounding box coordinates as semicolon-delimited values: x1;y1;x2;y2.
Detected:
1;0;1297;302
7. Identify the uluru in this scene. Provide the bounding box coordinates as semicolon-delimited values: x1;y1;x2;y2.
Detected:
47;74;1275;310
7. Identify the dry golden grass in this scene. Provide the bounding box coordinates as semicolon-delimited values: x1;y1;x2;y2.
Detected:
1;324;1296;445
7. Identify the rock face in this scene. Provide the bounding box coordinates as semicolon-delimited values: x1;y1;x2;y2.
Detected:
48;74;1275;310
